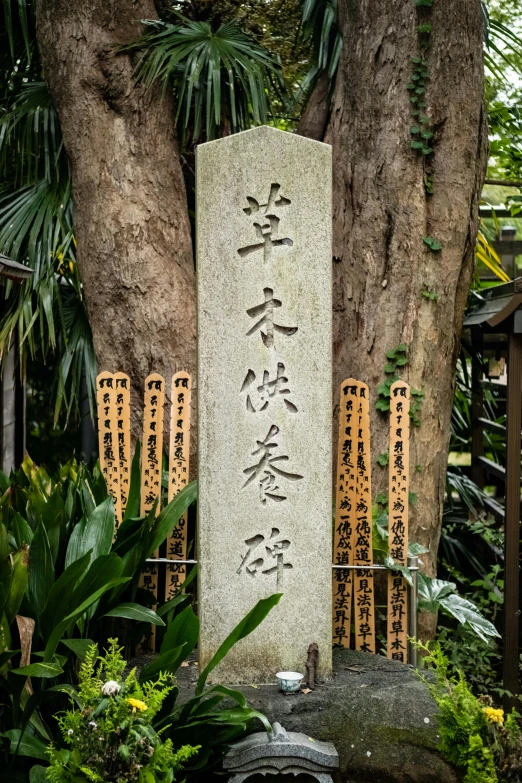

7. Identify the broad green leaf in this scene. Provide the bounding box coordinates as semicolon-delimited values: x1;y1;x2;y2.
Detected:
40;551;92;639
12;661;63;678
0;648;21;668
147;481;197;557
65;496;114;569
384;556;413;587
30;765;49;783
5;728;48;760
418;573;456;613
439;595;500;643
160;605;199;657
104;603;165;626
28;522;54;619
11;512;33;547
196;593;282;695
43;576;129;662
139;645;184;682
60;638;95;661
5;545;29;624
123;441;141;520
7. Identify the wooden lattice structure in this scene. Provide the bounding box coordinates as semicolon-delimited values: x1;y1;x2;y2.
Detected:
464;278;522;706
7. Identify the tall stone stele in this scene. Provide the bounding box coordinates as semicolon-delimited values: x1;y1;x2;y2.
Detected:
197;126;332;683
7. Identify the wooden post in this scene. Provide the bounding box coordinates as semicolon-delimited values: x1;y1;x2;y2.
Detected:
333;380;358;647
471;327;485;489
114;372;131;525
503;332;522;707
139;373;165;650
353;382;375;653
96;372;122;523
165;372;192;599
387;381;410;663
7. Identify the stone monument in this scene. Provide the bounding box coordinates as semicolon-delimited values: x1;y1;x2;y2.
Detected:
197;126;332;683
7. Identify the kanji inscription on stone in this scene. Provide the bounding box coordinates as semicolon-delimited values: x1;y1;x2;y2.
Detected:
197;126;332;683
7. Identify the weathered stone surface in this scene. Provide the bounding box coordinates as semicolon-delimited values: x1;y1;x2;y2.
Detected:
174;648;457;783
196;126;333;683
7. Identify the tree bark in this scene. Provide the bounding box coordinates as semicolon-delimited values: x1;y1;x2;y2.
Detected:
36;0;195;441
300;0;487;627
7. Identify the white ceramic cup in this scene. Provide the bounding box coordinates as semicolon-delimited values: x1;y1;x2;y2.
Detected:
276;671;304;693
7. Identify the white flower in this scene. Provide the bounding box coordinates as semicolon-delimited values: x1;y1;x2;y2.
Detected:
102;680;121;697
67;729;74;736
88;721;97;729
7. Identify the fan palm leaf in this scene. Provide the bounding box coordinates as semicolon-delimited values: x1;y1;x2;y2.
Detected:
122;16;287;143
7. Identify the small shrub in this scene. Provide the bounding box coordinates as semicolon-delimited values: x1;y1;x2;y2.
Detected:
46;640;199;783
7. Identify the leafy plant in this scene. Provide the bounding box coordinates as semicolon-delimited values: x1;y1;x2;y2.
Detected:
121;15;286;144
0;451;198;774
418;572;500;643
417;640;522;782
423;235;443;251
45;640;199;783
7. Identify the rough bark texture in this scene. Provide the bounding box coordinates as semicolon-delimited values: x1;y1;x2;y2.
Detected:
299;0;487;630
36;0;195;441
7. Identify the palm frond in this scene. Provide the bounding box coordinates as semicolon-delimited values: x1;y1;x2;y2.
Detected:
122;16;287;143
297;0;341;97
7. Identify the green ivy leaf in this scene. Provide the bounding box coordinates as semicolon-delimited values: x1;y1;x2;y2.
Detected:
375;399;390;412
410;125;421;134
411;141;424;149
396;356;408;366
384;362;396;373
418;23;432;33
377;383;391;397
377;452;389;467
415;87;425;95
423;236;442;251
385;348;397;359
396;344;407;353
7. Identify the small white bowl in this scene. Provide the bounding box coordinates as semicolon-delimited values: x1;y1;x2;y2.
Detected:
276;671;304;693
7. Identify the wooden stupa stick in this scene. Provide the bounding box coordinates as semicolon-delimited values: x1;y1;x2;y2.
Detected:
114;372;131;525
387;381;411;663
138;373;166;651
332;379;359;647
353;381;376;653
165;372;192;599
96;372;122;525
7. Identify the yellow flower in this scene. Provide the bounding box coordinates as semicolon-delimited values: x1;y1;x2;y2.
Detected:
483;706;504;725
127;698;148;713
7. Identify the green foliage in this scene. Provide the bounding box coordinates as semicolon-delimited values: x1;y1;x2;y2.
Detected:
121;15;286;145
370;506;493;643
408;0;435;192
376;451;389;467
417;641;522;783
46;640;199;783
296;0;342;97
422;284;440;301
423;235;443;251
0;453;198;775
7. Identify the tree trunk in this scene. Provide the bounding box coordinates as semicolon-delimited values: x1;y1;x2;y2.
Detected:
300;0;487;629
36;0;195;441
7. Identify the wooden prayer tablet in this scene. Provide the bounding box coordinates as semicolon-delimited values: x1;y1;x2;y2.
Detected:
165;371;192;598
114;372;131;524
353;382;375;654
387;381;411;663
96;372;122;525
333;379;358;648
139;372;166;651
